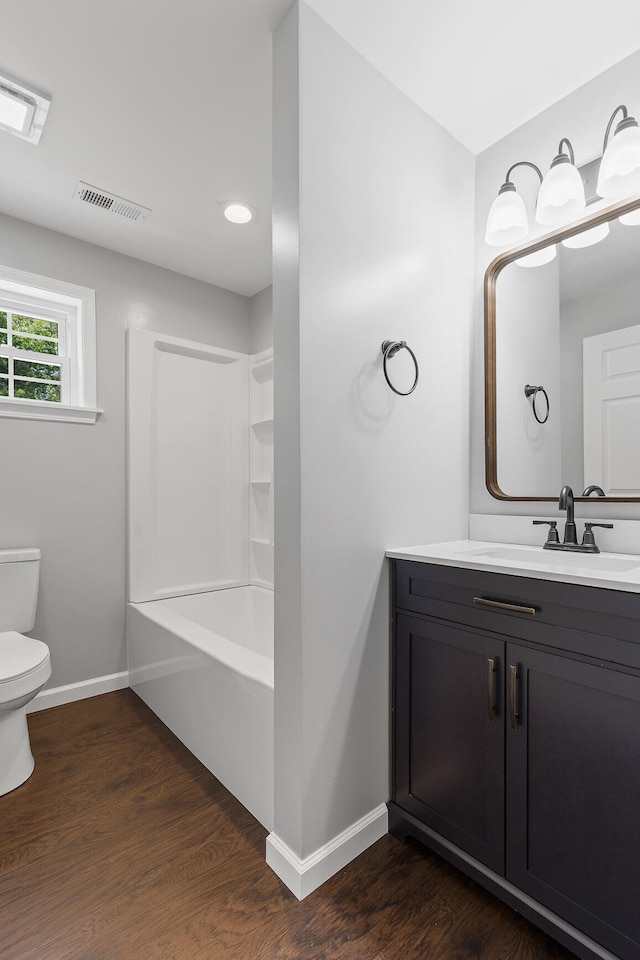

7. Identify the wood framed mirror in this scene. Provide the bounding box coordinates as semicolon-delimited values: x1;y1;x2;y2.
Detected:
485;194;640;502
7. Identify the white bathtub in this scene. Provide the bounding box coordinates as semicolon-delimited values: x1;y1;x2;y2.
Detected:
127;585;273;830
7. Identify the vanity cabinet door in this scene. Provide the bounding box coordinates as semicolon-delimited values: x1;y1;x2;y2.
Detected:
394;613;505;873
506;645;640;960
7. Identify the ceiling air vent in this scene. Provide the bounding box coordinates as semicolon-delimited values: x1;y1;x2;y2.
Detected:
74;182;151;222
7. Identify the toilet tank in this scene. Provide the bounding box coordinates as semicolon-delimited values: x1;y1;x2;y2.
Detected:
0;548;41;632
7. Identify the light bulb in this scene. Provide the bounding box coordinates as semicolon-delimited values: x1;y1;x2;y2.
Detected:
485;184;528;246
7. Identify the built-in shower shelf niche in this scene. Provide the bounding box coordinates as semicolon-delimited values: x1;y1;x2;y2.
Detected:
250;483;272;543
250;538;274;588
251;417;274;431
250;348;274;590
251;355;274;383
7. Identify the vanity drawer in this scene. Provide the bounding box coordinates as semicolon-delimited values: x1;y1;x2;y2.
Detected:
394;559;640;669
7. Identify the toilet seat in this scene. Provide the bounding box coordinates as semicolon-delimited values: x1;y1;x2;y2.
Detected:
0;631;50;681
0;631;51;704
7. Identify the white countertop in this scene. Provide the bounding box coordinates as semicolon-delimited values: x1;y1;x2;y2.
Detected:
386;540;640;593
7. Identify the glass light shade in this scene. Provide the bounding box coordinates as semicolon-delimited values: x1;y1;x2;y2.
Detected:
597;124;640;198
561;222;610;248
515;244;557;268
535;162;585;225
485;188;528;246
619;208;640;225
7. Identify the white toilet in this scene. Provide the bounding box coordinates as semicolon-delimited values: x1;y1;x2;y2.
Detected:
0;548;51;797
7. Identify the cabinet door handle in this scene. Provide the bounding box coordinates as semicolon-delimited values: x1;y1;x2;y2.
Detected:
509;664;519;731
474;596;536;617
487;658;497;721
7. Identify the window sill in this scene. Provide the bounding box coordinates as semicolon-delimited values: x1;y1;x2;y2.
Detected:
0;398;103;424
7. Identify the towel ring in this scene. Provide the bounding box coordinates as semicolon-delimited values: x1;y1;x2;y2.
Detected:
381;340;419;396
524;384;549;424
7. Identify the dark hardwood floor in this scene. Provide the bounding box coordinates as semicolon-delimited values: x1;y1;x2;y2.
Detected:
1;690;576;960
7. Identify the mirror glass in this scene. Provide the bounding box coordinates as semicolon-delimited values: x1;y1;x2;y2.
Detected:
486;199;640;501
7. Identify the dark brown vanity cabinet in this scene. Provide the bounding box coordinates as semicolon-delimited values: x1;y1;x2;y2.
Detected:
390;559;640;960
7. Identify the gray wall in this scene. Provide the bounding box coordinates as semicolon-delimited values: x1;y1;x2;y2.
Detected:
273;2;475;860
249;285;273;353
472;49;640;521
0;212;249;688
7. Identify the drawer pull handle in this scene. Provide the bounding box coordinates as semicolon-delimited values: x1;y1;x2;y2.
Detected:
487;658;497;721
509;664;519;731
473;596;536;617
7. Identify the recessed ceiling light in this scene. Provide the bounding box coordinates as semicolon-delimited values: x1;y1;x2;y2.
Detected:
220;201;257;224
0;73;51;144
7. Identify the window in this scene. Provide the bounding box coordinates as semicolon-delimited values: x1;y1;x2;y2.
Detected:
0;308;64;403
0;266;100;423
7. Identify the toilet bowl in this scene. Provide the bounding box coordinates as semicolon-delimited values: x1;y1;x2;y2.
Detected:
0;548;51;796
0;631;51;795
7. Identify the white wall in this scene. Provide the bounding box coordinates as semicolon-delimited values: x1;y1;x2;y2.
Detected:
0;212;249;689
472;48;640;521
272;1;474;872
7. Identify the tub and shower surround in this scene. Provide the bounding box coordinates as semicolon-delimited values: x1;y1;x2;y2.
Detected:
126;328;274;830
128;586;273;829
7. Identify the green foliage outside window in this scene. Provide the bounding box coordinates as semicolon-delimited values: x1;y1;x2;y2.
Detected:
0;313;62;401
12;314;58;337
14;359;61;381
12;315;58;356
14;380;61;402
12;335;58;355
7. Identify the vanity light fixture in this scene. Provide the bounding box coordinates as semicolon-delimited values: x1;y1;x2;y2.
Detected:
0;73;51;144
597;105;640;199
485;161;542;246
535;139;585;225
486;103;640;250
219;201;258;225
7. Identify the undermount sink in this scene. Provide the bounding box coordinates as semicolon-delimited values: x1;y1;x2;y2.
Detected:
463;545;640;574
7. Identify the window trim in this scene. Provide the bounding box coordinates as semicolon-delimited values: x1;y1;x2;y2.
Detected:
0;265;102;424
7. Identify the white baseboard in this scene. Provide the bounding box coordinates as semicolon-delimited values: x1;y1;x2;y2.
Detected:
266;803;388;900
27;671;129;713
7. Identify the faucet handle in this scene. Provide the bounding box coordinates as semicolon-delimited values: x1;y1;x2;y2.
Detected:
582;522;614;549
533;520;560;544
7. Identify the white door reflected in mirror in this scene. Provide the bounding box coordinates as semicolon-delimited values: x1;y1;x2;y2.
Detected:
583;324;640;497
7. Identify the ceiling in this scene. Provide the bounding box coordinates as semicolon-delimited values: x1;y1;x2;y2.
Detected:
3;1;640;298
